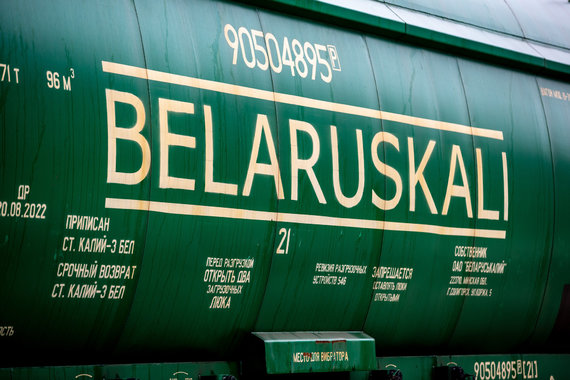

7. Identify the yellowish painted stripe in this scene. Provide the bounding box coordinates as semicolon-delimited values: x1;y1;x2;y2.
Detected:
102;61;504;140
105;197;506;239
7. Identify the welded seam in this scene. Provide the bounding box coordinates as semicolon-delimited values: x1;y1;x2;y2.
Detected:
445;57;478;344
251;6;286;330
527;76;558;345
360;33;389;331
106;0;154;350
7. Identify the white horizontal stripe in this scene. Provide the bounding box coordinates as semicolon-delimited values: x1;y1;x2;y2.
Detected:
102;61;503;140
105;197;506;239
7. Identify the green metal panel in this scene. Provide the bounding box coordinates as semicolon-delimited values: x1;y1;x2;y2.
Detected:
380;0;524;38
282;0;406;34
110;0;277;359
262;0;570;78
0;0;569;372
389;6;545;67
253;331;376;374
530;78;570;346
0;0;149;365
252;9;383;333
363;36;481;351
532;44;570;76
380;0;570;52
452;60;554;351
502;0;570;51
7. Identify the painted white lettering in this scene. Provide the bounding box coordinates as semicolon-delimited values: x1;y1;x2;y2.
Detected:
442;145;473;217
159;98;196;190
371;131;402;210
243;114;284;199
476;148;499;220
330;125;364;208
502;152;509;221
290;119;326;203
204;105;238;195
106;89;150;185
408;138;438;214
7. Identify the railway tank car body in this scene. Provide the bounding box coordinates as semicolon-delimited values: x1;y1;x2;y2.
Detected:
1;0;570;378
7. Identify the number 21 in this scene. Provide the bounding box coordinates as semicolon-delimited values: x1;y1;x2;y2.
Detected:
276;228;291;254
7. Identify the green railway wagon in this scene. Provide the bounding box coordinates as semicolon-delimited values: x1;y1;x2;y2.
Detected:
1;0;570;378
